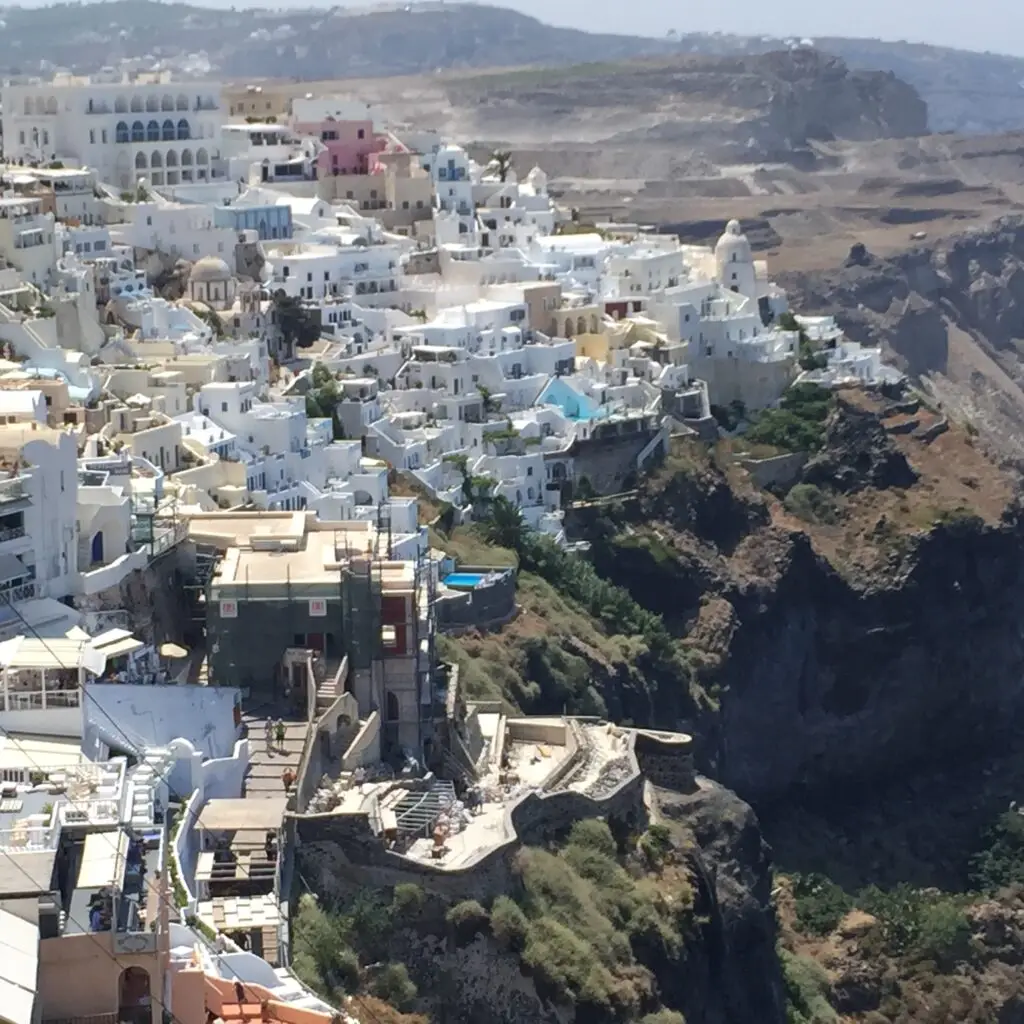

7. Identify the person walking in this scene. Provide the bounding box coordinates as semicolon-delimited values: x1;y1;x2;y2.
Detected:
274;718;286;753
264;719;274;755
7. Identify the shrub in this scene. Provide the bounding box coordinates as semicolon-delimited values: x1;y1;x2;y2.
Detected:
638;823;674;866
784;484;837;525
390;883;425;921
566;818;617;858
641;1011;686;1024
746;384;833;453
370;963;418;1012
792;873;853;936
522;915;615;1008
490;895;529;951
971;809;1024;891
779;946;836;1024
857;884;969;962
446;899;489;943
334;947;361;994
915;899;971;966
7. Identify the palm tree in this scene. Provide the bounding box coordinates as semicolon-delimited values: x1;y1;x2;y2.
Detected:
484;495;526;551
490;150;513;183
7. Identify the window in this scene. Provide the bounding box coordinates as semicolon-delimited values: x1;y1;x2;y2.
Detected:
89;129;95;144
357;128;365;139
102;129;108;144
402;200;409;210
193;244;199;254
221;402;228;412
146;216;152;226
18;131;24;145
306;272;312;282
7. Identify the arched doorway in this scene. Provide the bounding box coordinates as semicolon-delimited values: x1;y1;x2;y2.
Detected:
118;966;152;1024
91;531;104;565
385;691;399;722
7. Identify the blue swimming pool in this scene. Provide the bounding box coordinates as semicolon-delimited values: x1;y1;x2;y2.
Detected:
444;573;486;589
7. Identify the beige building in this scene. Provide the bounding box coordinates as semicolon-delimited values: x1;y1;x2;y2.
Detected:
223;82;293;121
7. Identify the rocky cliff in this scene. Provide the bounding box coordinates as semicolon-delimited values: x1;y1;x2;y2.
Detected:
575;390;1021;804
779;217;1024;465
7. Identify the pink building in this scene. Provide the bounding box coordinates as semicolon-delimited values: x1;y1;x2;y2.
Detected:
292;117;386;178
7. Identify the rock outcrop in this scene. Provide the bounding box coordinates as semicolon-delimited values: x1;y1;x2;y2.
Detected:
779;216;1024;465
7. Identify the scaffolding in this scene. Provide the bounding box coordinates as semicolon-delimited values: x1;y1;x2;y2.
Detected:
393;779;456;839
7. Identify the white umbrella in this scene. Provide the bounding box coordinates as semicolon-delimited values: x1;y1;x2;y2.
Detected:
159;642;188;659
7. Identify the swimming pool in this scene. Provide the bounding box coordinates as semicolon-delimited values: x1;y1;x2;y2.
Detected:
444;573;486;589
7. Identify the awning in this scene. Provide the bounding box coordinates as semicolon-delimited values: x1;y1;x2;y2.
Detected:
95;637;144;659
76;829;129;890
197;797;287;832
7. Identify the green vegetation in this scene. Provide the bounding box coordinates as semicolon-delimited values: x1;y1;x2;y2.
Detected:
971;810;1024;891
490;895;530;951
369;964;418;1011
779;945;836;1024
857;884;971;963
273;291;321;349
445;899;490;943
792;873;854;936
784;484;838;525
745;383;834;453
304;363;345;439
489;149;513;183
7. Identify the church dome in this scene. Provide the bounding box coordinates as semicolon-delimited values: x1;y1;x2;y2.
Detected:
190;256;232;283
714;219;752;262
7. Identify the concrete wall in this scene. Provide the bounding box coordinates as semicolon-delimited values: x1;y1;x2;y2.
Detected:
86;682;242;760
572;428;660;496
505;718;568;746
0;705;81;736
437;568;516;633
341;710;380;771
738;451;808;490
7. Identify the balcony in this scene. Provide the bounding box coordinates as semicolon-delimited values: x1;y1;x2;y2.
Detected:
0;581;36;604
0;523;25;542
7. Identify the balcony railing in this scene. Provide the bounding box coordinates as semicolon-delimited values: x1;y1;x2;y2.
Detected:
0;478;26;503
5;688;80;710
0;581;36;604
0;524;26;542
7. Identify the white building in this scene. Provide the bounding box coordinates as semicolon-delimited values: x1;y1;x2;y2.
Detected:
1;73;224;190
0;195;58;287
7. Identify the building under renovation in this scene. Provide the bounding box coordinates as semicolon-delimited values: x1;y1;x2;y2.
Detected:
189;511;436;758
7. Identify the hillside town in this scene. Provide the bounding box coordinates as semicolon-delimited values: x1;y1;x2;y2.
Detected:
0;70;904;1024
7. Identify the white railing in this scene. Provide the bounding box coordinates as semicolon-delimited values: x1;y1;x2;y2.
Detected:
4;688;80;710
0;581;35;604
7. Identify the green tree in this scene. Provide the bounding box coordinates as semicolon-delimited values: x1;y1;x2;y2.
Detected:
484;495;526;550
273;291;321;349
369;963;417;1011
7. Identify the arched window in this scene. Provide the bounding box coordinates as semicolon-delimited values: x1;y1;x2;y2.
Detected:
131;121;145;142
115;122;129;144
45;97;57;114
180;149;193;166
591;315;599;333
563;319;573;337
165;150;178;167
145;95;159;112
150;151;163;168
577;316;587;335
22;98;31;115
119;967;151;1024
176;94;188;111
34;97;45;115
135;152;147;170
176;119;190;140
114;95;128;113
196;147;209;165
385;691;399;722
130;95;143;112
161;119;175;142
146;120;160;142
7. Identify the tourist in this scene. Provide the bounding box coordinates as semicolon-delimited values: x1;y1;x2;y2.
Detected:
274;719;286;752
264;719;273;754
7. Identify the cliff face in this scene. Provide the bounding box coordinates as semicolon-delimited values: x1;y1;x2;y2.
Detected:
577;390;1021;805
779;217;1024;464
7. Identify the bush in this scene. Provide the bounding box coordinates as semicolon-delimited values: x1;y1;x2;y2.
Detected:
916;899;971;966
334;947;361;994
566;818;617;858
638;823;674;866
370;963;418;1012
746;384;833;453
784;484;837;525
490;895;529;951
446;899;489;943
522;915;616;1009
641;1011;686;1024
971;809;1024;891
390;883;425;921
857;884;969;962
792;873;853;936
779;946;836;1024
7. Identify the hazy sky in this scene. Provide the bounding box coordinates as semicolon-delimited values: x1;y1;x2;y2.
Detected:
493;0;1024;55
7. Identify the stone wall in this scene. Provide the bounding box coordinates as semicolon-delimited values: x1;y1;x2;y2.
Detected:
436;569;517;633
738;452;808;490
571;427;662;496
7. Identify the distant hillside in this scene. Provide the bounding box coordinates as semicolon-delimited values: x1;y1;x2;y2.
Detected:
0;2;1022;135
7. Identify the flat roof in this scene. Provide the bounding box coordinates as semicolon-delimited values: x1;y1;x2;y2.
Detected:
0;908;39;1024
0;850;55;897
0;636;105;673
197;797;287;832
0;735;83;772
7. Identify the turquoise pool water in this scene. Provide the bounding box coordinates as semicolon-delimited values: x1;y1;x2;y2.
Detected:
445;573;486;589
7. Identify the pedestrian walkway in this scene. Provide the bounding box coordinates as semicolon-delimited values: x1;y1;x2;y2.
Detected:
241;710;306;799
